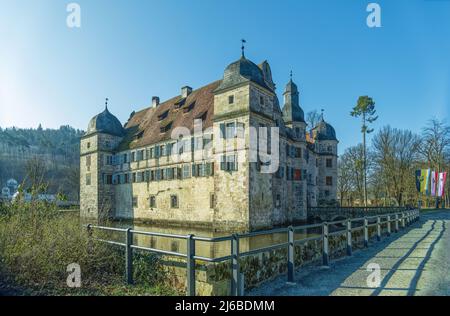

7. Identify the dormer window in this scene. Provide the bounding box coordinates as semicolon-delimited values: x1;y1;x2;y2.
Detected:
160;122;173;133
196;111;207;122
183;101;195;113
158;110;169;121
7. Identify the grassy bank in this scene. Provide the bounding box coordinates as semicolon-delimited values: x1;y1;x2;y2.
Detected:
0;201;178;296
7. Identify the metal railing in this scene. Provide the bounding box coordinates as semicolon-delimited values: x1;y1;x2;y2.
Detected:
86;209;420;296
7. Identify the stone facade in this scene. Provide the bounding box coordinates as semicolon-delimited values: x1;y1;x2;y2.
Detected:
80;53;338;231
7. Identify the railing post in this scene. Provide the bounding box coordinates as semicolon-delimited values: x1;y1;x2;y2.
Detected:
231;234;241;296
87;224;93;254
377;216;381;241
322;222;329;266
395;214;399;232
401;213;406;229
186;234;196;296
346;219;352;256
364;218;369;248
287;226;295;283
125;228;133;285
387;215;391;236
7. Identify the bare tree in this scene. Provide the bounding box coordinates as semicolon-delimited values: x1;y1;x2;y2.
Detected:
372;126;421;206
306;110;321;129
419;118;450;170
24;156;48;195
337;155;353;206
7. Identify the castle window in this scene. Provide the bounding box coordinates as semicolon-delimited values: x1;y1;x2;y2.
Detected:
131;152;136;162
149;195;156;208
161;169;166;180
276;194;281;207
106;155;113;165
166;143;172;156
228;95;234;104
85;174;91;186
132;173;137;183
87;142;91;149
294;169;302;181
220;154;238;172
132;196;138;208
203;136;213;149
123;153;128;163
182;164;191;179
326;158;333;168
170;195;179;208
205;162;214;176
154;146;160;158
210;193;216;209
106;174;113;185
150;170;155;181
124;173;129;184
259;96;264;106
145;170;150;182
194;137;203;151
295;147;302;158
326;176;333;186
225;122;236;139
155;169;161;181
137;150;144;161
167;168;174;180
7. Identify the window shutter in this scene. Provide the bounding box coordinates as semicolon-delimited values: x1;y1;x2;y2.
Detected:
220;123;225;139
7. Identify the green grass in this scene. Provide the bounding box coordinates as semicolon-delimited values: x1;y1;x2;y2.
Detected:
0;201;179;296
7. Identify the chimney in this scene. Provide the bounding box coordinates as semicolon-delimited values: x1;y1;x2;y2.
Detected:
152;96;160;107
181;86;192;98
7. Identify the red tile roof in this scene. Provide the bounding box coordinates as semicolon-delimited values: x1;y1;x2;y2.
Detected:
118;80;221;151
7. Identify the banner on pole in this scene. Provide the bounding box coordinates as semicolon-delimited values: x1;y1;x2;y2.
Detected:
419;169;431;195
431;171;438;197
415;170;421;193
438;172;447;198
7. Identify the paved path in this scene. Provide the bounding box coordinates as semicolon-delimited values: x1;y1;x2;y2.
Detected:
248;210;450;296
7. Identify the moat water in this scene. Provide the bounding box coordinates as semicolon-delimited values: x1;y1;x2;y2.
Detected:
95;221;322;260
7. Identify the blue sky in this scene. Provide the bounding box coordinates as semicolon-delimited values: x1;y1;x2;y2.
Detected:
0;0;449;154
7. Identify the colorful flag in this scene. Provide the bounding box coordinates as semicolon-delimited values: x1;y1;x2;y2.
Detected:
431;171;438;196
420;169;431;195
438;172;447;197
415;170;421;193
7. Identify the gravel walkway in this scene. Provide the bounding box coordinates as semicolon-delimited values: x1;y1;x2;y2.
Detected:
248;210;450;296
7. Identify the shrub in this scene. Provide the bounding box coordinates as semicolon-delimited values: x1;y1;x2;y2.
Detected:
0;201;175;295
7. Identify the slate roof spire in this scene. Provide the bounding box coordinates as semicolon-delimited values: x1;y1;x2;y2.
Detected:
282;74;305;124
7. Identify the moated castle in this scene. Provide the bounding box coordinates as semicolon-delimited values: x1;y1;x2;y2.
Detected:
79;52;338;231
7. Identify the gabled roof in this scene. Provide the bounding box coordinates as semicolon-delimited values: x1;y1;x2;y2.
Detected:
117;80;221;151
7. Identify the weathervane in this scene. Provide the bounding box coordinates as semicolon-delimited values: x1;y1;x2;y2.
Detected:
321;109;325;121
241;39;246;57
105;98;109;110
290;70;293;80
